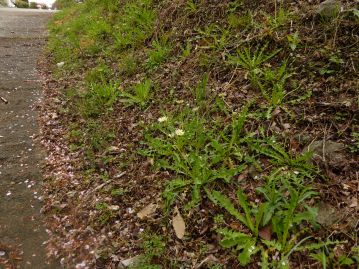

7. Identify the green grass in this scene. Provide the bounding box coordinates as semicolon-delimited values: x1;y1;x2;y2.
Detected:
142;106;248;210
265;4;292;30
85;120;115;152
113;0;155;50
95;202;117;225
48;0;156;66
118;51;138;75
85;61;112;83
145;39;172;69
79;82;119;118
210;177;317;267
119;79;152;108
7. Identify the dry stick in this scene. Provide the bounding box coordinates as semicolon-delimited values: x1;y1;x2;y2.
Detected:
332;13;342;49
0;96;8;104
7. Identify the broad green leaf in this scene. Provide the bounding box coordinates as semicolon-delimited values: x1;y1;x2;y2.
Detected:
236;189;255;233
218;228;252;248
237;238;258;266
310;251;327;269
211;190;247;225
293;206;317;225
254;202;267;234
338;256;354;266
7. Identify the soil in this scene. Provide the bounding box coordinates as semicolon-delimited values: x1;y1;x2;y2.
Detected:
0;8;59;269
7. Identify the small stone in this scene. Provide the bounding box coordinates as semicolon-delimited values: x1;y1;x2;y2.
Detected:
307;140;346;163
106;146;121;154
318;0;341;18
120;256;141;267
316;202;341;226
109;205;120;211
56;62;65;68
137;203;157;219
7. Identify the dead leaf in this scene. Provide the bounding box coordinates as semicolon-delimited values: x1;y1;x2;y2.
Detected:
196;254;219;268
349;197;357;208
137;203;157;219
121;256;141;267
172;206;185;239
259;225;272;241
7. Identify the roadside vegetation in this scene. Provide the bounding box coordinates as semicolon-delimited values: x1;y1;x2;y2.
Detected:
43;0;358;268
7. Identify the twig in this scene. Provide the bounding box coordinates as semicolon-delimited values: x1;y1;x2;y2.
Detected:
0;96;8;104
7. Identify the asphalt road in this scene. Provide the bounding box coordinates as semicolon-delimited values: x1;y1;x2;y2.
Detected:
0;7;59;269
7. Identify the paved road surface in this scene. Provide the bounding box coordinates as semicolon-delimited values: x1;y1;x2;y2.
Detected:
0;8;59;269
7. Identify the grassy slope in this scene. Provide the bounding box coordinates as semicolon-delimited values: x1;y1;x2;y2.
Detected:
44;0;358;268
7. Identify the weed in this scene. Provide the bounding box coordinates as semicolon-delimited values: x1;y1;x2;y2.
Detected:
143;107;248;210
197;24;229;51
227;46;280;75
349;132;359;153
145;39;171;69
119;51;138;75
209;172;318;266
257;61;291;109
48;0;155;66
67;125;82;143
141;233;165;259
95;202;117;225
193;73;209;109
79;81;119;118
67;124;84;151
113;0;155;50
228;0;242;13
185;0;197;13
247;136;314;176
309;243;357;268
228;46;292;115
288;89;312;105
287;32;300;51
266;3;292;30
129;233;164;269
228;11;256;31
85;120;115;152
85;61;112;83
319;53;344;75
181;41;192;58
110;188;126;197
119;79;152;108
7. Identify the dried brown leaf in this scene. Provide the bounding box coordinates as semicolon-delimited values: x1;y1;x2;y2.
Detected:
137;203;157;219
172;206;185;239
259;225;272;241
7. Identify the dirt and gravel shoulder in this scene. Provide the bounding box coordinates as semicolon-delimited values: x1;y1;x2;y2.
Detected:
0;8;59;269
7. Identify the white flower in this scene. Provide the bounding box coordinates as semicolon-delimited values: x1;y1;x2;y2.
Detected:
293;171;299;175
175;129;185;136
157;116;168;123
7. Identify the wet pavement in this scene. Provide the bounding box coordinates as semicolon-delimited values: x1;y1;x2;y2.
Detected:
0;8;59;269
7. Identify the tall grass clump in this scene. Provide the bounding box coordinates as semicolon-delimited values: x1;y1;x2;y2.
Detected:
48;0;155;67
